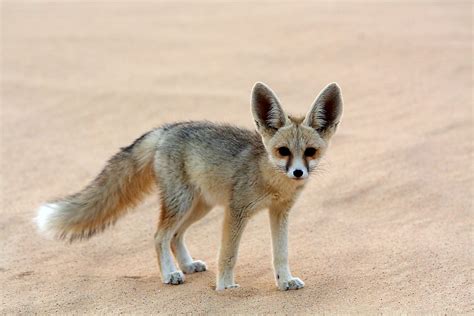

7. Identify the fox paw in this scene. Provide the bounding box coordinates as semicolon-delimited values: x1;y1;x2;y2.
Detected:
216;283;240;291
163;271;185;285
182;260;207;274
278;277;305;291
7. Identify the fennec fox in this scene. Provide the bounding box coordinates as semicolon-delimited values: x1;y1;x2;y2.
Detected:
35;82;343;291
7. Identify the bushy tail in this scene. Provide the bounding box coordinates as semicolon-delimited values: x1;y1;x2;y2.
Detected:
35;129;161;242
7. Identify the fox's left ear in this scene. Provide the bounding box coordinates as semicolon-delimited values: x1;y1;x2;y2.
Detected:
304;83;343;135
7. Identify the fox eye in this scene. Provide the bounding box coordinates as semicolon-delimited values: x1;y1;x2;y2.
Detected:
304;147;317;157
277;147;291;156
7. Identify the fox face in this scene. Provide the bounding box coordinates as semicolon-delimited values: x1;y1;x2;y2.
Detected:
265;120;327;180
251;82;343;181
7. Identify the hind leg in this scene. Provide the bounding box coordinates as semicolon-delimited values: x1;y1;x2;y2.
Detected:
171;198;212;274
154;190;195;285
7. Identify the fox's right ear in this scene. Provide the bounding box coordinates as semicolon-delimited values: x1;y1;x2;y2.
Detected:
251;82;287;136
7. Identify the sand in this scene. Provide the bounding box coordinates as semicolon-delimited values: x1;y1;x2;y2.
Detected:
1;0;472;313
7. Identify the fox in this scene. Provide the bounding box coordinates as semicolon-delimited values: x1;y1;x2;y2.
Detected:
35;82;343;291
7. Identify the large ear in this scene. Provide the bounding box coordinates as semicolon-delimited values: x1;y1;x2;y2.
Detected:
304;83;343;133
251;82;287;135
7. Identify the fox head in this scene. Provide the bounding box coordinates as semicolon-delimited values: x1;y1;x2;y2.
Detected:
251;82;343;181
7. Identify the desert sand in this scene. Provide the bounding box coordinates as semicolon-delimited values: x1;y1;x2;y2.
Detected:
1;0;472;313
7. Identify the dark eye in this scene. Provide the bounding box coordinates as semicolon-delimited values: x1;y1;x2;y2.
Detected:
304;147;317;157
278;147;291;156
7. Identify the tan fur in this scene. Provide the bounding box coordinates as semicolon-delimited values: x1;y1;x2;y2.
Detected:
35;82;343;291
35;130;161;241
288;115;305;124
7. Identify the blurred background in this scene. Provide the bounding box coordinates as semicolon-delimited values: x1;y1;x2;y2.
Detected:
1;1;472;313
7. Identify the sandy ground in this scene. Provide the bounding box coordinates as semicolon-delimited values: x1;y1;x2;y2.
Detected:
1;0;472;314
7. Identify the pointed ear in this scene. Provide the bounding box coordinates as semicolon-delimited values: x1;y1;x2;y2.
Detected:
304;83;343;134
251;82;287;135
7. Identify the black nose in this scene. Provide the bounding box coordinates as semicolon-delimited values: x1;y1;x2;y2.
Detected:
293;169;303;178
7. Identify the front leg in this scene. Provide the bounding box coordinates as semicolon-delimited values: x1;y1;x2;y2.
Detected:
216;207;249;290
269;206;304;291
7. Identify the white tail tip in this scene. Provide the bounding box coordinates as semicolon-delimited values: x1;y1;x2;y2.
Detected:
34;203;61;239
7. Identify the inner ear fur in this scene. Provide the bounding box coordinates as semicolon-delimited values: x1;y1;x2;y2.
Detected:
304;83;343;132
251;82;287;134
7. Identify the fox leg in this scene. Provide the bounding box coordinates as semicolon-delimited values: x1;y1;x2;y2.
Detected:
216;207;249;290
269;205;304;291
171;198;212;274
154;190;195;285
